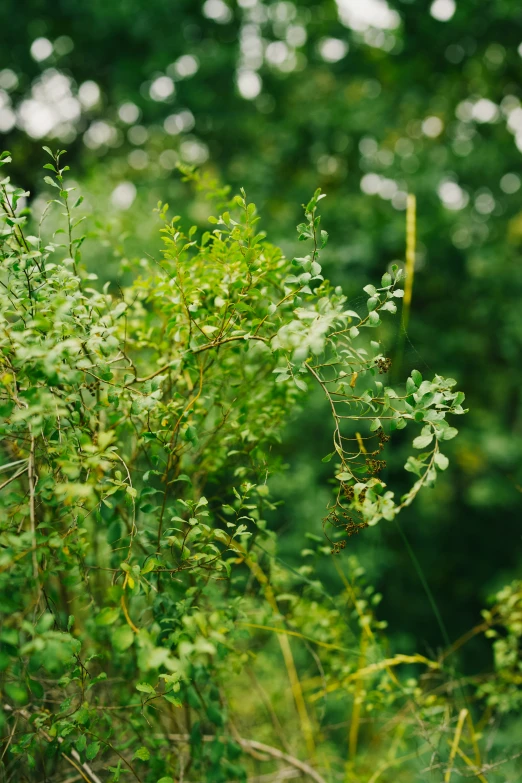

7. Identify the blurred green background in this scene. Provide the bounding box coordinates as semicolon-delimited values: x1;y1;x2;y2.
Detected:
1;0;521;667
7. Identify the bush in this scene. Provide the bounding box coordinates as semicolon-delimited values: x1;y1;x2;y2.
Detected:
1;150;519;782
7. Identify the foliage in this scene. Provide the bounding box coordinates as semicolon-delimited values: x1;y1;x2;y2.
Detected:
1;3;522;778
0;150;520;782
479;579;522;715
1;0;522;653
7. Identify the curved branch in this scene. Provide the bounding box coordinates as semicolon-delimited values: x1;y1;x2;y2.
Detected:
164;734;327;783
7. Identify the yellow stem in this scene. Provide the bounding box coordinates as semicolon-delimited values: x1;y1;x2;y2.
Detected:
465;710;482;767
449;741;488;783
402;193;416;332
366;744;431;783
121;573;139;634
310;653;439;701
231;541;316;758
238;621;348;651
355;432;367;455
348;634;367;761
445;708;468;782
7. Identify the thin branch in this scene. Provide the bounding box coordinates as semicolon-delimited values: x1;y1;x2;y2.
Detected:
163;734;327;783
0;464;28;492
3;704;102;783
28;436;38;581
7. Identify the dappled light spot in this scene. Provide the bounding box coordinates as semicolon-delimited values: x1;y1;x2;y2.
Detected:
118;102;140;124
430;0;456;22
164;110;195;135
337;0;400;32
237;69;262;99
203;0;233;24
159;149;179;170
318;38;349;63
500;173;521;194
78;80;101;110
0;69;18;91
30;37;53;62
0;106;15;133
472;99;499;124
110;181;137;210
127;125;149;145
169;54;199;79
17;70;80;139
149;76;175;102
474;190;496;216
422;116;444;138
179;138;209;165
128;149;149;170
438;179;469;210
83;120;118;149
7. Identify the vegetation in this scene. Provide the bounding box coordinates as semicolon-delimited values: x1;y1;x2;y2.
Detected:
2;0;522;637
0;148;521;781
1;1;522;781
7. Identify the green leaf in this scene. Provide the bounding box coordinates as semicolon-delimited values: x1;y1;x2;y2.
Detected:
107;520;122;545
412;434;433;449
164;694;182;706
95;607;120;626
86;742;100;761
206;704;224;725
4;683;27;703
441;427;458;440
136;682;156;695
406;377;417;394
141;557;158;575
411;369;422;387
28;678;44;698
133;746;151;761
434;452;449;470
405;456;423;476
112;625;135;652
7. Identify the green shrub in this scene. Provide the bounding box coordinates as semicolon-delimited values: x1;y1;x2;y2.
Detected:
1;149;518;782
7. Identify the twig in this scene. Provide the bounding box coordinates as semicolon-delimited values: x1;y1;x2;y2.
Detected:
2;704;102;783
129;334;269;386
28;436;38;581
0;464;28;492
164;734;327;783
